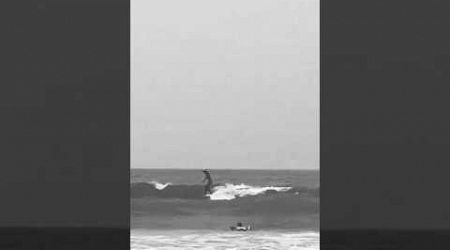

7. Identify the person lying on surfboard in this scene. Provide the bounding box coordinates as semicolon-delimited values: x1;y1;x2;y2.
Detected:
230;222;252;231
201;169;213;195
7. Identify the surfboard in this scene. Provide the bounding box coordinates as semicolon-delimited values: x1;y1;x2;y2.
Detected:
230;225;251;231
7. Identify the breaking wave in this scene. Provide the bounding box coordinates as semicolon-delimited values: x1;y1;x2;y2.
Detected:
131;230;319;250
131;181;318;201
208;183;291;200
147;181;171;190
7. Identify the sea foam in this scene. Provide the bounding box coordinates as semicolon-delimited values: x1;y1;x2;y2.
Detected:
144;181;292;200
131;230;319;250
209;183;292;200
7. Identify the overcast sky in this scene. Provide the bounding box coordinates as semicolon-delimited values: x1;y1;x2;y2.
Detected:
131;0;319;169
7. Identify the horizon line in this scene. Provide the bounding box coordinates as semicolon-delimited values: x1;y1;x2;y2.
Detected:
131;168;319;171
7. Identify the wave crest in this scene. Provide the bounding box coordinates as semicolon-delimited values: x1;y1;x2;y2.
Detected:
131;181;317;200
208;183;291;200
147;181;170;190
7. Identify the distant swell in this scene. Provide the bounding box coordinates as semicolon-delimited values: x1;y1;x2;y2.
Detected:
131;181;319;200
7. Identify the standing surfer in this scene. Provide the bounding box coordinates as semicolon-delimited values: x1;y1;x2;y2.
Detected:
202;169;213;195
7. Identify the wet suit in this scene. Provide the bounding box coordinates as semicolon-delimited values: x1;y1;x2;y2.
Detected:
202;170;213;195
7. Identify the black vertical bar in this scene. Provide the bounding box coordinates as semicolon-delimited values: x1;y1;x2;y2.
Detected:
0;0;130;249
321;0;450;248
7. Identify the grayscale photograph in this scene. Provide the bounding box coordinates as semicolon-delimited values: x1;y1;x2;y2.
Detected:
131;0;319;249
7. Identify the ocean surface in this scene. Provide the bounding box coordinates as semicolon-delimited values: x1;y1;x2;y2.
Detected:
131;169;319;249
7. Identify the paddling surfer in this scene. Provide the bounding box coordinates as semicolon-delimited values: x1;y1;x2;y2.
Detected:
201;169;213;195
230;221;252;231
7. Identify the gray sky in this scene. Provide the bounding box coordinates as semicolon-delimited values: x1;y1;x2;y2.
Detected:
131;0;319;169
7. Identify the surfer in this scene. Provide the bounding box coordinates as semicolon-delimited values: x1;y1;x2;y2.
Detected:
230;221;252;231
201;169;213;195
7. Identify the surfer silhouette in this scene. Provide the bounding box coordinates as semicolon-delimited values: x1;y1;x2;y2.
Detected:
201;169;213;195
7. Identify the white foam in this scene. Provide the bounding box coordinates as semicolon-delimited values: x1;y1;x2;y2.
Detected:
131;230;319;250
149;181;171;190
209;183;292;200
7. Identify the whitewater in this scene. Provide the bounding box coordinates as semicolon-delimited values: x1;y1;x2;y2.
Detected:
143;181;293;200
131;230;319;250
131;169;319;249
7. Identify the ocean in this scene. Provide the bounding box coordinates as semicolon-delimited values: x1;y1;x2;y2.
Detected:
131;169;319;249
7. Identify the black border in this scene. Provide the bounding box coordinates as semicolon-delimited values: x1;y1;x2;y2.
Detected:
0;0;129;249
3;0;450;249
321;0;450;248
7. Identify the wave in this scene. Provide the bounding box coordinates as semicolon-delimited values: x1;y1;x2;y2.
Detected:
131;231;319;250
131;181;319;230
131;181;318;200
147;181;171;190
208;183;291;200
